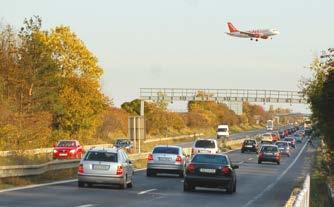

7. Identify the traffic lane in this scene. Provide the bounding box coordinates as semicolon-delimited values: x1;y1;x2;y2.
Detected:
0;140;308;207
177;128;266;148
244;139;314;207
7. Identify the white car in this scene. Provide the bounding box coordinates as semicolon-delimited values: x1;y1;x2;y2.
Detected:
217;125;230;139
192;139;220;155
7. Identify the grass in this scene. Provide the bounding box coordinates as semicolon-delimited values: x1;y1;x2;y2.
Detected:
310;147;332;207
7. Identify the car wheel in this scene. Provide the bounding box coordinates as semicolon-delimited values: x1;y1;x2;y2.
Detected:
241;150;244;153
127;179;133;188
179;171;184;178
258;160;262;164
226;181;234;194
146;169;152;177
78;181;85;188
277;161;280;165
183;181;194;192
233;179;237;193
119;177;127;189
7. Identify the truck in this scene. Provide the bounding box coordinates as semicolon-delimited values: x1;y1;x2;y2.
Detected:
266;120;274;131
217;125;229;139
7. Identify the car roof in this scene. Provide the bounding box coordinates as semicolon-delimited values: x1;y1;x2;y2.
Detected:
88;147;120;153
153;145;181;149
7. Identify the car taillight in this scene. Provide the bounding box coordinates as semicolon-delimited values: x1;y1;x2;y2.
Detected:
78;164;84;174
187;163;195;173
116;165;123;175
176;155;182;163
259;152;264;158
222;166;232;175
274;152;280;157
147;154;153;161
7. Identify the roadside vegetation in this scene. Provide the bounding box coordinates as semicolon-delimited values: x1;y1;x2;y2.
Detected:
302;56;334;205
0;16;294;151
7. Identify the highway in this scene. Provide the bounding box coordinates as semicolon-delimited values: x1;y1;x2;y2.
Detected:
0;129;316;207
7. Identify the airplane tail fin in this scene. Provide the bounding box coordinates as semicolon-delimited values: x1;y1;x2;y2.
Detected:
227;22;238;32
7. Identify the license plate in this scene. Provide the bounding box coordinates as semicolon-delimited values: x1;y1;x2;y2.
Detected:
200;168;216;173
199;150;210;153
59;153;67;156
159;157;172;161
264;152;273;155
246;145;253;148
92;164;110;171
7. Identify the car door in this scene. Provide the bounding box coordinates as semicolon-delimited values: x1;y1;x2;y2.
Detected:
123;151;133;180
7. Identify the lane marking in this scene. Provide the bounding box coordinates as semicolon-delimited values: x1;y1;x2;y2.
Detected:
248;158;254;161
138;188;157;195
242;140;309;207
0;179;77;193
75;204;95;207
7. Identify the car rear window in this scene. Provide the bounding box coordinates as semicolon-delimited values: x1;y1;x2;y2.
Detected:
57;141;76;147
276;142;287;147
284;138;293;141
261;146;278;152
217;128;227;132
261;141;272;144
244;140;255;144
195;140;216;148
84;151;118;162
192;154;228;165
153;147;179;154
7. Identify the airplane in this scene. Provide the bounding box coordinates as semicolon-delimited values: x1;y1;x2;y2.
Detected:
226;22;279;41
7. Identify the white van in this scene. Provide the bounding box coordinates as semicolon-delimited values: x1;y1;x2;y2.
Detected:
217;125;229;139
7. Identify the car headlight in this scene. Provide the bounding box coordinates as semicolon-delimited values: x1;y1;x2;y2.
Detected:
53;149;58;153
70;149;76;154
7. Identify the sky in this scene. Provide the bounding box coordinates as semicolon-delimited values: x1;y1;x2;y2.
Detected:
1;0;333;113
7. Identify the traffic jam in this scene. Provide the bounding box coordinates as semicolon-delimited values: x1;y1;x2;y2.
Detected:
52;123;310;194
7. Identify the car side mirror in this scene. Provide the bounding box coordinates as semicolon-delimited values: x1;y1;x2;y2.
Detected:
232;164;239;169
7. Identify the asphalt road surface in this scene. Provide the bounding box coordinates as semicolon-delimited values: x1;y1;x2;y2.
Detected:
0;131;315;207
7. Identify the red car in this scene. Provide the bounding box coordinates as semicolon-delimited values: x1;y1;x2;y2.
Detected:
53;140;84;159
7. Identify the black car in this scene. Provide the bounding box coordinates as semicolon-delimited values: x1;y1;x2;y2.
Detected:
241;139;258;153
184;153;238;193
115;139;133;151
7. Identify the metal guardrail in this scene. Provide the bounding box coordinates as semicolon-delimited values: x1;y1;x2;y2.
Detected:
140;88;306;104
293;174;310;207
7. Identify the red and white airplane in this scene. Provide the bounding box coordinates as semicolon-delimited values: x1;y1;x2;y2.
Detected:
226;22;279;41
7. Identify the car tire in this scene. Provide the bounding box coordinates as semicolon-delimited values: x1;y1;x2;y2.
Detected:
258;160;262;164
241;150;244;153
183;181;194;192
233;180;237;193
179;171;184;178
127;179;133;188
277;161;280;165
146;169;152;177
119;177;127;189
78;181;85;188
226;181;234;194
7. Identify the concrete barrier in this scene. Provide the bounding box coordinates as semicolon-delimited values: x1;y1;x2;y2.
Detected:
291;174;310;207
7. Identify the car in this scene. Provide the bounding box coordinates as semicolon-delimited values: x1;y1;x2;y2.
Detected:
78;147;134;189
53;140;84;159
259;140;273;149
271;131;280;142
115;139;134;152
183;153;238;193
146;145;186;177
217;124;229;139
258;145;281;165
293;133;302;143
275;141;291;157
278;130;285;139
261;133;275;142
283;137;296;148
241;139;258;153
192;139;220;155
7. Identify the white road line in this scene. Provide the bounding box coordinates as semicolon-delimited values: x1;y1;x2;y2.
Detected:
138;188;157;195
75;204;95;207
0;179;77;193
242;140;309;207
248;158;253;161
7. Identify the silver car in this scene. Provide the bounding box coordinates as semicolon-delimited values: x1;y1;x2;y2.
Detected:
275;141;291;157
78;147;134;189
147;145;186;177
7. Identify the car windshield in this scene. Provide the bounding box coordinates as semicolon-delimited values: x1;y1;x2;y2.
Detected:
84;151;118;162
217;128;227;132
261;146;278;152
195;140;216;148
192;154;228;165
57;141;76;147
153;147;179;154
